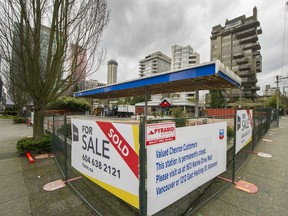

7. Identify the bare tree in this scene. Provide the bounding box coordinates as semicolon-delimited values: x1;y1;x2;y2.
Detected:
8;84;31;117
0;0;109;139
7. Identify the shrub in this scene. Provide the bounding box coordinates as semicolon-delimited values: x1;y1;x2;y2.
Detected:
46;96;91;112
227;126;234;140
170;107;185;118
17;135;52;155
170;107;187;127
13;116;26;124
3;109;17;116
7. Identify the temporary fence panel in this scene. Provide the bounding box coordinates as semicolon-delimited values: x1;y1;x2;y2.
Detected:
71;118;140;209
47;108;278;216
235;110;253;154
146;121;227;215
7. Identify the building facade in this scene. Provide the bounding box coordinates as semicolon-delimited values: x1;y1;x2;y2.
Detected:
71;44;87;83
78;79;106;91
171;45;200;70
107;59;118;84
171;45;200;101
210;7;262;100
263;85;280;97
139;51;171;77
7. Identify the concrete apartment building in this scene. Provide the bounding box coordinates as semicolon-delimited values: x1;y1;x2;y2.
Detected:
263;85;281;97
139;51;171;77
171;45;200;70
137;49;202;116
171;45;200;101
210;7;262;100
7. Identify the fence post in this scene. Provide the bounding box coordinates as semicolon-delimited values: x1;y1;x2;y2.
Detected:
139;116;147;216
277;109;280;127
252;109;256;152
232;110;237;183
64;115;68;180
52;115;55;153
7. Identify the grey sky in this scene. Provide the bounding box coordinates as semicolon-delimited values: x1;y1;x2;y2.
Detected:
92;0;288;95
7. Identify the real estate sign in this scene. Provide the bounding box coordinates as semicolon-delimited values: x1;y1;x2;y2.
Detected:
71;119;139;208
235;110;253;154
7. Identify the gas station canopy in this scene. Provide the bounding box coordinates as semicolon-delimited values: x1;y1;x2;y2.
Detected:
74;60;241;99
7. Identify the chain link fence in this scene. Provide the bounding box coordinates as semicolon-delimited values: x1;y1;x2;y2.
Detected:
44;108;278;216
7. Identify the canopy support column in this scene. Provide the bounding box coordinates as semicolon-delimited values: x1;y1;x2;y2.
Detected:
144;91;148;119
195;90;199;117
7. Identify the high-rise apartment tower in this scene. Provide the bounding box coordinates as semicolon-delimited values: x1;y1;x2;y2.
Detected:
210;7;262;99
139;51;171;77
171;45;200;101
171;45;200;70
107;59;118;84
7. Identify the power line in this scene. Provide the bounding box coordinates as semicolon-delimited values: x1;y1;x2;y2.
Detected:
276;75;288;109
281;1;288;86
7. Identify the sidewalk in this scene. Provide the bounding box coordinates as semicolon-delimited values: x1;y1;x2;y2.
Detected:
0;119;32;216
191;116;288;216
0;119;94;216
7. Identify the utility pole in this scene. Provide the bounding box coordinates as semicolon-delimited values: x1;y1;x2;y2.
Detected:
276;75;280;110
284;86;288;115
276;75;288;110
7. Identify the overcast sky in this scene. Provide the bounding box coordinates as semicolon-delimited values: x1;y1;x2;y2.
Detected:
91;0;288;95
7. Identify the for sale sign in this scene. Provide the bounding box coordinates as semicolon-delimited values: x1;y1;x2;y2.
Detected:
146;122;176;145
235;110;253;154
71;119;139;208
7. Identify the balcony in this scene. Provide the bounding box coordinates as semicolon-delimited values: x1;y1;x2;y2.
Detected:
237;58;249;65
242;78;258;83
238;70;251;77
255;54;262;64
233;51;244;59
239;35;258;44
239;64;251;70
151;69;157;73
253;50;261;56
189;55;197;59
236;28;256;38
243;86;260;91
242;42;261;51
256;64;262;73
188;60;197;64
232;20;260;33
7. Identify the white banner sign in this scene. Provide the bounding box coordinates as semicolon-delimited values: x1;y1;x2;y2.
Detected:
235;110;253;154
71;119;139;208
147;122;227;215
